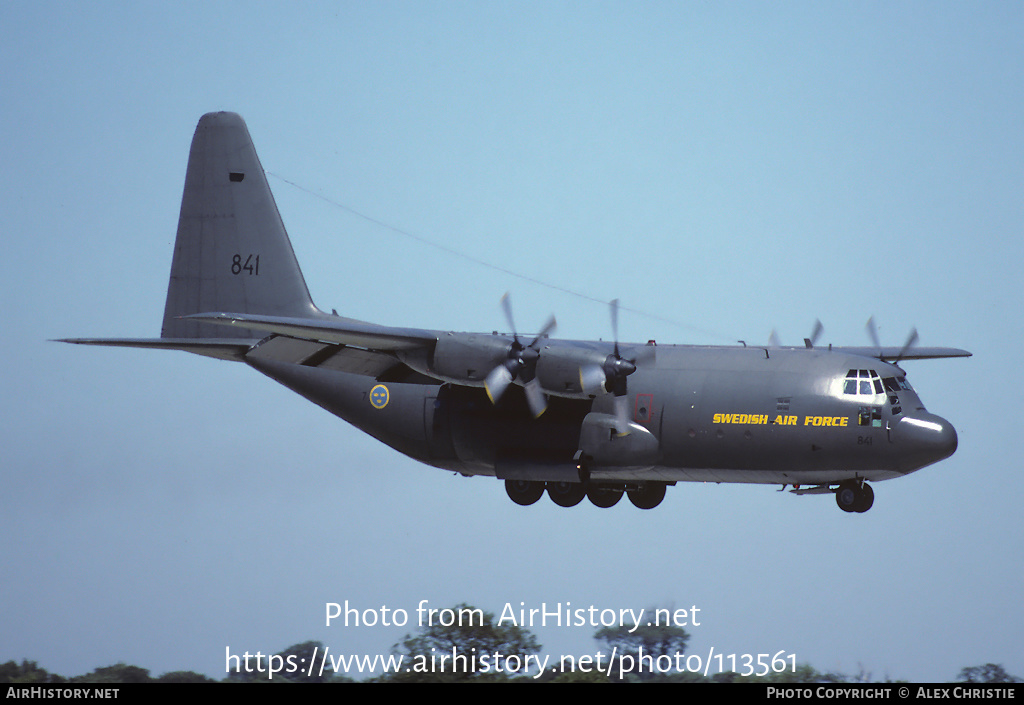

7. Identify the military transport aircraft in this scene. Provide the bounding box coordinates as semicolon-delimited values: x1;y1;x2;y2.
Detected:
61;112;971;513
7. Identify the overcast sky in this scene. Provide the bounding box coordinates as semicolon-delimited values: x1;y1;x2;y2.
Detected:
2;1;1021;682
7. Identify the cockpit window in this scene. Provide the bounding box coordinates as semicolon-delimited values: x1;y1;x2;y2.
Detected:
844;370;911;397
882;376;912;392
843;369;883;396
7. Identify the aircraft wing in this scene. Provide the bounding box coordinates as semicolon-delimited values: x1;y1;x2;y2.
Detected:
828;346;972;361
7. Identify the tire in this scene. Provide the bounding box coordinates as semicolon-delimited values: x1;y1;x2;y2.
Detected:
505;479;545;506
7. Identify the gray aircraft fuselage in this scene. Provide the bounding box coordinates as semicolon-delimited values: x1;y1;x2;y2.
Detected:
247;342;956;486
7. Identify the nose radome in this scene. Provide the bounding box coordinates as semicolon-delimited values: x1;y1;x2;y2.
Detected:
897;412;958;466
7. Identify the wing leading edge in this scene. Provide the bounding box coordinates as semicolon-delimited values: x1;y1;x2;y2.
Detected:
825;346;971;361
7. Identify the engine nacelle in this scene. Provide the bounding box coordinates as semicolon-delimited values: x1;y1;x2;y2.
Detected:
426;332;513;384
534;344;609;398
578;412;661;467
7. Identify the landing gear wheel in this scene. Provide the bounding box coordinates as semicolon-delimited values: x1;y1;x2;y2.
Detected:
548;481;586;508
505;479;545;506
836;483;859;513
835;480;874;513
627;482;666;510
853;483;874;513
587;485;623;508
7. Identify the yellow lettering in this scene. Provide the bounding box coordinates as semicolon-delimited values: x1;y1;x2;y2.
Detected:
802;415;852;428
714;413;771;425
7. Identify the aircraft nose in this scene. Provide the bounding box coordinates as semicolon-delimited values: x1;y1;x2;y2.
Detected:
895;412;958;469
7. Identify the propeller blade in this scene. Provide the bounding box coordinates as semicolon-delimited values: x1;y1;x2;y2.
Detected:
610;299;620;357
810;319;824;346
866;316;881;354
769;329;781;348
524;378;548;418
596;299;653;400
629;344;656;365
487;294;557;412
894;328;919;365
613;394;631;436
484;363;514;404
500;292;518;341
579;364;606;396
528;315;557;348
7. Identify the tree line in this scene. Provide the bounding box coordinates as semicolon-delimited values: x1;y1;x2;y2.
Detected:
2;604;1019;683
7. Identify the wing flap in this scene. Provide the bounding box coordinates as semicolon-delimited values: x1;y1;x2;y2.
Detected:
244;335;411;378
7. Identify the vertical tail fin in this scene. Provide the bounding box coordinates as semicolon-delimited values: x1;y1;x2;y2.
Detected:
161;112;323;339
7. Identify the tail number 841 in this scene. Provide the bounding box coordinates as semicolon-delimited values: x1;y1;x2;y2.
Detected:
231;254;260;276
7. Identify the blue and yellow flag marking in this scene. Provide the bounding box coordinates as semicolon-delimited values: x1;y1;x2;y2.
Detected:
369;384;390;410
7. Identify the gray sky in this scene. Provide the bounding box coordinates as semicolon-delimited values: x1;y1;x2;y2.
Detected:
2;1;1021;682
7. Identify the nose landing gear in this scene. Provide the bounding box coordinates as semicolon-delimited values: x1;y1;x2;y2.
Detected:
835;480;874;513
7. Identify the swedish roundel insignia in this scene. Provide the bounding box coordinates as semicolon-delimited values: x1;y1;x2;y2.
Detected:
369;384;390;409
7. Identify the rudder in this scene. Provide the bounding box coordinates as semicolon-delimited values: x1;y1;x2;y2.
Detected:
161;112;323;339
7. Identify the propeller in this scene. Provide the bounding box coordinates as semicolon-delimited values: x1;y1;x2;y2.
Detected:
866;316;882;356
770;321;823;350
483;293;556;418
866;317;919;364
769;320;822;349
805;319;824;349
579;299;655;434
894;328;919;365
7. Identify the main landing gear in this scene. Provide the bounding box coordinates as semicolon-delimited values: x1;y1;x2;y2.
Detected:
504;479;667;510
835;479;874;513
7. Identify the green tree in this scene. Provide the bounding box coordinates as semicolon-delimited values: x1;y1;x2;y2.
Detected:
733;663;854;684
275;641;330;683
594;607;690;682
225;641;334;682
956;664;1021;683
154;670;218;683
70;663;151;683
380;602;541;682
0;659;64;684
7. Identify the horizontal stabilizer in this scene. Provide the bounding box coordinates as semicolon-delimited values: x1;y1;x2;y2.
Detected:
56;338;256;361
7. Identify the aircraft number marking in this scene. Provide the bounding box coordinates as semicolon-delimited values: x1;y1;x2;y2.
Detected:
857;436;874;445
231;254;260;276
